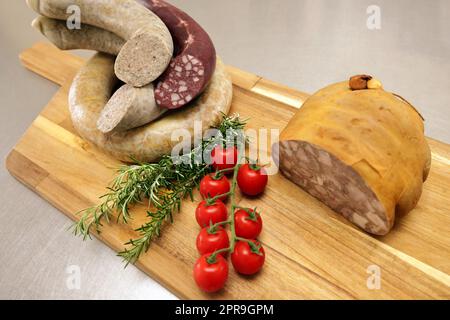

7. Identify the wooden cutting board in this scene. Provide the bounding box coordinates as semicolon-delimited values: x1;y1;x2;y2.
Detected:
7;42;450;299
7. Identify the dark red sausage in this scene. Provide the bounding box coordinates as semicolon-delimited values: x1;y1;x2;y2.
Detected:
139;0;216;109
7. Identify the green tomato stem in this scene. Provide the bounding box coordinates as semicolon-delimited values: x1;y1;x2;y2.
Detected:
214;220;231;227
206;191;232;204
214;167;235;177
229;150;247;253
206;247;230;264
208;145;246;259
207;220;231;234
235;236;253;243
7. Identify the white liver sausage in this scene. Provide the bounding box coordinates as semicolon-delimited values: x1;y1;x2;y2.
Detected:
69;53;233;162
31;16;125;55
97;83;167;134
31;16;163;132
26;0;173;87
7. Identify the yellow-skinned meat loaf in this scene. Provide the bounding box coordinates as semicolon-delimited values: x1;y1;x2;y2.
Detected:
273;75;431;235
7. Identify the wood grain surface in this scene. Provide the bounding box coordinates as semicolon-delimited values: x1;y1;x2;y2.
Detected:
6;42;450;299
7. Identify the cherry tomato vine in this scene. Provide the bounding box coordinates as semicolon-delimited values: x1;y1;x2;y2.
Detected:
193;147;268;292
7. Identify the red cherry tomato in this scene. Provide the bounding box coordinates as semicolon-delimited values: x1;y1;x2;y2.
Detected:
237;164;268;196
199;174;230;201
234;209;263;239
193;254;228;292
211;146;238;171
196;226;230;256
231;240;265;275
195;199;228;227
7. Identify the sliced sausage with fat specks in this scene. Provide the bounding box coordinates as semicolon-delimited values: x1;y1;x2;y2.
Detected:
139;0;216;109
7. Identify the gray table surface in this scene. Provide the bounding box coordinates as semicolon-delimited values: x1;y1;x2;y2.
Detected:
1;0;449;300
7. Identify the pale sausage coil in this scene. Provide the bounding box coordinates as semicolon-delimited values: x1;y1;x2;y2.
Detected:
69;53;233;163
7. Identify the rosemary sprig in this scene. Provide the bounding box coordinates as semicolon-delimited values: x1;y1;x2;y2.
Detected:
118;166;207;266
71;114;247;265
